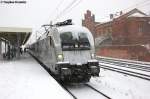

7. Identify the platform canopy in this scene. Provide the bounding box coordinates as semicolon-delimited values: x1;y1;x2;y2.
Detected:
0;27;32;46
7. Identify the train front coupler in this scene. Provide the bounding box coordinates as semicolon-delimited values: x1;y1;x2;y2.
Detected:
56;62;72;78
88;60;100;76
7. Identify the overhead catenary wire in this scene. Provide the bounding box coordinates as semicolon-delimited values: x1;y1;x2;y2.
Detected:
54;0;77;22
47;0;65;23
58;0;83;17
53;0;80;22
31;0;66;43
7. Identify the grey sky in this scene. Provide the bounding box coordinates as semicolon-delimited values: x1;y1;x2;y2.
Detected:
0;0;149;32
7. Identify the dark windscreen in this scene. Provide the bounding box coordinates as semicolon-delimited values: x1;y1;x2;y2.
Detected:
78;32;90;48
60;32;75;48
60;32;90;51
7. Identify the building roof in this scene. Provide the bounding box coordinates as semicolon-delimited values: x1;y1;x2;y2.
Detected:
116;8;148;20
0;27;32;45
96;8;148;26
0;27;32;33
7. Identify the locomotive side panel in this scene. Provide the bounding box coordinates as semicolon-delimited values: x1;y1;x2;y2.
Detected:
36;37;58;74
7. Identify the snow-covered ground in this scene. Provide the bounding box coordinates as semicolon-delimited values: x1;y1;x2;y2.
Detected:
1;54;150;99
0;55;73;99
89;68;150;99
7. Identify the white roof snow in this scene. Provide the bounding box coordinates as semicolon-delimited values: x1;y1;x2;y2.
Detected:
128;12;147;17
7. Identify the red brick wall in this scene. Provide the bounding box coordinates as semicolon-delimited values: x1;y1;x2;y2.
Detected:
97;47;131;59
112;19;127;44
95;22;112;37
112;17;150;45
127;17;150;44
96;45;150;62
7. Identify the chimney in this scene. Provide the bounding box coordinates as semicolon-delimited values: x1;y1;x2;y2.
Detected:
120;11;123;15
110;14;114;19
92;14;95;22
87;10;91;16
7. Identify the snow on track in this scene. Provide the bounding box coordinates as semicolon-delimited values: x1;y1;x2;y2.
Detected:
99;62;150;76
0;56;73;99
90;68;150;99
66;84;108;99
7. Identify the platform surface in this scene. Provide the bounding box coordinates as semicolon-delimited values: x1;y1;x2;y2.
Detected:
0;55;73;99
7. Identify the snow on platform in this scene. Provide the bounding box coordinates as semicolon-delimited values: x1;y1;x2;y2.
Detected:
0;56;73;99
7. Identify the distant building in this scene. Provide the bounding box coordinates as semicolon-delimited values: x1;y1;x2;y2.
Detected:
83;8;150;45
82;8;150;62
82;10;100;38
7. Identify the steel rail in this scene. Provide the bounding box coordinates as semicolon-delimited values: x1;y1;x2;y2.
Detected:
98;57;150;67
61;84;78;99
99;60;150;72
101;65;150;81
85;84;112;99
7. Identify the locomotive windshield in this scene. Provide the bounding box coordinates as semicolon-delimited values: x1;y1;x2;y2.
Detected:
60;32;91;51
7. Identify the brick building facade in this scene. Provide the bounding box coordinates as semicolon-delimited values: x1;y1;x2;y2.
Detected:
82;10;99;38
82;9;150;62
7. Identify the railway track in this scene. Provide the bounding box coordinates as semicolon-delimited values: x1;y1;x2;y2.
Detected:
100;58;150;68
97;56;150;66
100;65;150;81
97;56;150;81
84;84;111;99
99;60;150;72
30;53;111;99
98;58;150;72
62;84;111;99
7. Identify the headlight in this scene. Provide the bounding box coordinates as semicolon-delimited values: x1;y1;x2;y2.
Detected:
91;53;95;59
57;54;64;61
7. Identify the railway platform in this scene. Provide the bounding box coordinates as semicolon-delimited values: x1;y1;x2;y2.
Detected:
0;54;73;99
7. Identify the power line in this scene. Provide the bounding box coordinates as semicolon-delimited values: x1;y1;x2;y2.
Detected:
54;0;83;23
46;0;65;23
62;0;83;16
53;0;79;22
54;0;77;22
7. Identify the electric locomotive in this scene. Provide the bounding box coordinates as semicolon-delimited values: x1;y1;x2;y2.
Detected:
28;20;100;83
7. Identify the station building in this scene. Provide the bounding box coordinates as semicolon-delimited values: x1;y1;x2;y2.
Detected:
0;27;32;60
82;8;150;62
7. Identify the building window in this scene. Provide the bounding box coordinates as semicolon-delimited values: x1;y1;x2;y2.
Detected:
138;24;143;33
138;23;144;36
138;27;142;33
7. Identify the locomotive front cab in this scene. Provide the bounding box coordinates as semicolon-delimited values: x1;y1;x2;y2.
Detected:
56;26;100;82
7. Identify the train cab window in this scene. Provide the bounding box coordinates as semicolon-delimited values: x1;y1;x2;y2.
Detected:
78;32;90;49
60;32;91;50
60;32;76;50
60;32;73;42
